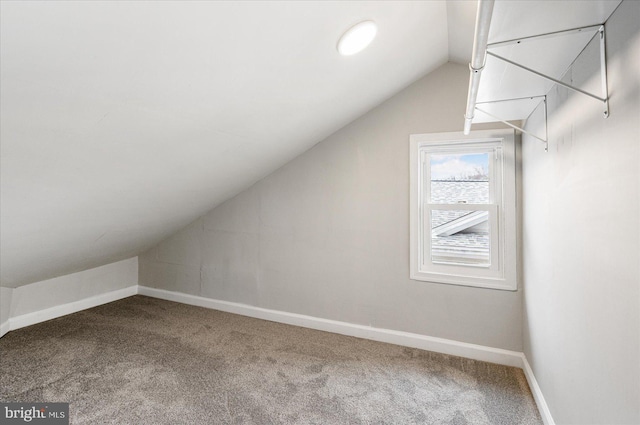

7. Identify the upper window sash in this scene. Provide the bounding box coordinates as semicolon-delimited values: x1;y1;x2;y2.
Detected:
420;142;503;207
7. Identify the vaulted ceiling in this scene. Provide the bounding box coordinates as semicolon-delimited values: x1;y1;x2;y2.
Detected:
0;1;477;287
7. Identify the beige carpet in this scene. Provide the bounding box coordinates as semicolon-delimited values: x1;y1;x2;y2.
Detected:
0;296;542;424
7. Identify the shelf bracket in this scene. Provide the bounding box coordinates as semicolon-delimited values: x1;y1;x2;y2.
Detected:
599;26;610;118
486;25;609;119
475;96;549;152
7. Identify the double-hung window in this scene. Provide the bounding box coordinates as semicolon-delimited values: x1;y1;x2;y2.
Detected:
409;129;517;290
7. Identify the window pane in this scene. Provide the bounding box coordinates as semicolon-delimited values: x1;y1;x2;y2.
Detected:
430;153;489;204
430;209;490;266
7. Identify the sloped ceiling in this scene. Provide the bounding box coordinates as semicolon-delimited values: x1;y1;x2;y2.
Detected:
0;1;477;288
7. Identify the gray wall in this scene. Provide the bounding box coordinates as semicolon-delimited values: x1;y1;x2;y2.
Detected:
9;257;138;318
139;62;523;351
0;287;11;327
522;1;640;423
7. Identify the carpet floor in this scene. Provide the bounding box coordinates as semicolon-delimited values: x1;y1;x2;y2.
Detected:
0;296;542;424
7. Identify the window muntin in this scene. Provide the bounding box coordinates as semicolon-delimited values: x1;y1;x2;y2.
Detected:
410;130;517;291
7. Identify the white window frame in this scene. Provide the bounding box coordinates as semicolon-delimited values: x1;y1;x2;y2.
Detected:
409;129;517;291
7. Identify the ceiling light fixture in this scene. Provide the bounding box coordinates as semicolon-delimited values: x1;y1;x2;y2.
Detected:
337;21;377;56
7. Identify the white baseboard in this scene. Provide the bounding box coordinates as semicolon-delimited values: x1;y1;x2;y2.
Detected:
9;285;138;332
0;320;9;338
138;285;524;368
521;354;555;425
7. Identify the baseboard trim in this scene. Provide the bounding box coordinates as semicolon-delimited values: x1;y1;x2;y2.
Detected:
521;354;555;425
0;320;9;338
9;285;138;332
138;285;524;368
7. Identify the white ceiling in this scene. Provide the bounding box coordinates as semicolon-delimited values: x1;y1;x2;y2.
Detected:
1;1;477;288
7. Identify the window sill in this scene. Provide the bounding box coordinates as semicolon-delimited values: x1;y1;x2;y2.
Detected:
410;271;517;291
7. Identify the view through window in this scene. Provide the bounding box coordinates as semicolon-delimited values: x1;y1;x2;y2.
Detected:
430;153;490;266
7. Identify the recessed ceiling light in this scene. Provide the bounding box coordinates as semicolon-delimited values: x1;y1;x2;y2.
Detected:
337;21;377;56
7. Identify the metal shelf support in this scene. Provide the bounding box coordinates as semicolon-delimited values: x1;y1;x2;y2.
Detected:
486;25;609;119
599;26;610;118
474;96;549;152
